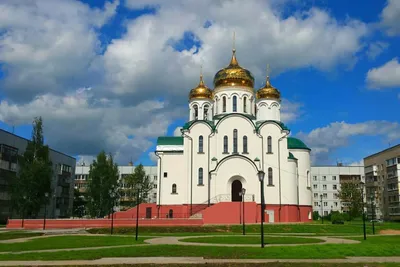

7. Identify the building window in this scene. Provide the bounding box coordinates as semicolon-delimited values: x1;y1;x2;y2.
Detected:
243;136;248;153
332;176;337;180
324;211;328;216
233;129;238;153
172;184;177;194
268;167;273;185
322;176;326;181
323;202;328;207
323;185;327;190
314;193;318;198
314;202;319;206
153;184;157;189
267;136;272;153
243;96;247;113
154;175;157;181
203;105;209;120
153;193;157;199
313;176;317;181
232;96;237;112
198;168;203;185
193;105;198;120
223;136;228;153
313;184;317;189
222;96;227;112
198;136;203;153
307;171;310;187
333;185;337;190
334;202;338;207
323;193;327;198
163;172;168;178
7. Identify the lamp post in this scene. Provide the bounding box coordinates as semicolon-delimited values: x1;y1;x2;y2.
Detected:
320;194;324;224
43;193;49;230
370;193;375;235
361;188;366;240
109;188;116;235
22;195;27;229
135;184;142;241
239;188;246;235
257;170;265;248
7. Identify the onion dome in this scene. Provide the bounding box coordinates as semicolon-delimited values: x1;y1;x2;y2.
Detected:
213;49;255;89
189;73;212;100
256;75;281;100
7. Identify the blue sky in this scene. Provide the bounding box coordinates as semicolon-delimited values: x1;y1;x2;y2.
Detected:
0;0;399;166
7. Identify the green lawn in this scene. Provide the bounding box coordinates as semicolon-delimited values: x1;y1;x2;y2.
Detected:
88;222;400;236
180;235;324;244
0;231;43;240
0;235;146;252
46;264;400;267
0;235;399;261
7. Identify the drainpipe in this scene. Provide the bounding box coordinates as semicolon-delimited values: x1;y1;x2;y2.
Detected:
278;131;289;222
182;131;193;216
296;160;300;222
154;151;162;218
207;130;215;207
256;131;264;214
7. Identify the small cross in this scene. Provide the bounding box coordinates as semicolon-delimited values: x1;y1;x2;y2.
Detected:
266;64;271;77
233;31;236;51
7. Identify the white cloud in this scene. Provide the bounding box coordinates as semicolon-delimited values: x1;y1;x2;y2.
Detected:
366;58;400;89
281;99;302;123
297;121;400;164
380;0;400;36
349;160;364;166
366;42;389;60
173;127;183;137
148;152;159;164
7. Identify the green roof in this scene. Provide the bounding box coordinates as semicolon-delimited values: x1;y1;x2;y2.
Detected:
182;120;215;130
213;113;256;120
288;152;298;160
287;137;311;151
157;137;183;146
256;120;289;131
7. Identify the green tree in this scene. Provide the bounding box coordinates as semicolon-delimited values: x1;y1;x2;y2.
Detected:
338;181;363;220
124;164;152;206
73;188;86;218
11;117;53;218
86;151;119;218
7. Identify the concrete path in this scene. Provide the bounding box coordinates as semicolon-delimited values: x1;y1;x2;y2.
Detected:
1;256;400;266
145;235;360;247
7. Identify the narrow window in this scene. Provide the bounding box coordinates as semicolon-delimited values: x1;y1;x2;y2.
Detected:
163;172;168;178
222;96;226;112
267;136;272;153
172;184;177;194
199;136;203;153
193;105;198;120
233;96;237;112
268;167;273;185
233;129;238;153
198;168;203;185
243;96;247;113
223;136;228;153
203;105;209;120
243;136;248;153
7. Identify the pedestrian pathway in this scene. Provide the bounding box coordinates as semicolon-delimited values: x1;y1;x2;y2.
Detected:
1;256;400;266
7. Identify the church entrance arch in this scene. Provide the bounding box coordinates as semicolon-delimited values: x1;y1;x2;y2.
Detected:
231;180;243;202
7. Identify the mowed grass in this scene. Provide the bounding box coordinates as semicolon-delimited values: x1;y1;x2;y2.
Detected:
0;231;43;240
180;235;324;244
0;235;147;252
88;222;400;236
0;235;399;261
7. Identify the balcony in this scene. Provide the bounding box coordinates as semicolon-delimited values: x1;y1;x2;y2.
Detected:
365;165;378;175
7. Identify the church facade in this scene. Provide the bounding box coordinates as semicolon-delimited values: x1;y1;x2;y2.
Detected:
155;48;312;223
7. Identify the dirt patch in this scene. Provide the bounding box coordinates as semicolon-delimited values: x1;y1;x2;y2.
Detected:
379;229;400;235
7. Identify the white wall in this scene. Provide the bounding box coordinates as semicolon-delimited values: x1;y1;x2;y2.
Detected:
256;99;281;121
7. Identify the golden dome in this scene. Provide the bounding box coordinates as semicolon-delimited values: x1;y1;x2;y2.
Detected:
256;76;281;100
189;73;213;100
213;49;255;90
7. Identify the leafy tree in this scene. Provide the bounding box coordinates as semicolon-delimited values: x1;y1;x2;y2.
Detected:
312;211;320;221
124;164;152;206
338;181;363;220
73;188;86;218
11;117;53;218
86;151;119;218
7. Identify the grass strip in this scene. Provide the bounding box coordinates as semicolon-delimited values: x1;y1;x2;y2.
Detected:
0;231;43;241
180;236;324;244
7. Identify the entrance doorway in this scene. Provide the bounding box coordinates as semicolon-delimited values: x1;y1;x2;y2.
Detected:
231;180;243;202
146;207;152;219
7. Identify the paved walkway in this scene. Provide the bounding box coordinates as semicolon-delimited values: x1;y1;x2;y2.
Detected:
145;235;360;247
1;256;400;266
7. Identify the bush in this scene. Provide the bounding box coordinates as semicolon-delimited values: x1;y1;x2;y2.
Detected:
312;211;320;221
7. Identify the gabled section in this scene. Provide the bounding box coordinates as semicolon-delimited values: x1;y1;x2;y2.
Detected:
156;137;184;152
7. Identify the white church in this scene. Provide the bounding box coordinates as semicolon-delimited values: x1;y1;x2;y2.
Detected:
154;47;312;223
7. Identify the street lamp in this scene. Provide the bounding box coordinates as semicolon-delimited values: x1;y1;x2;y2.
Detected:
257;170;265;248
239;188;246;235
370;193;375;235
135;184;142;241
43;193;49;230
22;195;27;229
320;194;324;224
109;187;116;235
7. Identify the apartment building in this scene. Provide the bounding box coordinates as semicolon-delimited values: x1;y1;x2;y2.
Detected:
0;129;76;223
311;165;365;216
364;144;400;221
74;163;158;211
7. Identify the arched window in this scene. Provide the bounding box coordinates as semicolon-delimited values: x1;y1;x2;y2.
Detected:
243;136;248;153
233;129;238;153
172;184;177;194
233;96;237;112
223;136;228;153
243;96;247;113
198;136;203;153
268;167;273;186
215;98;219;114
203;105;209;120
222;96;227;112
198;168;203;185
267;136;272;153
193;105;198;120
307;170;310;188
